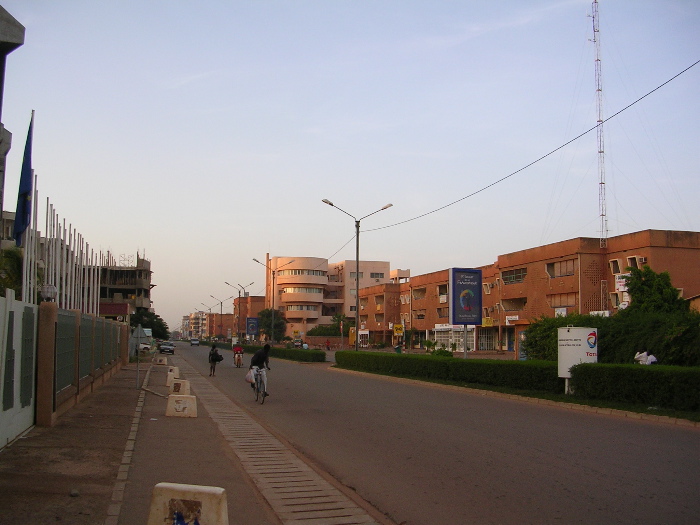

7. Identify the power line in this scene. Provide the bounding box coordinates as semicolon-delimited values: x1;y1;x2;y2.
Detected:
365;59;700;234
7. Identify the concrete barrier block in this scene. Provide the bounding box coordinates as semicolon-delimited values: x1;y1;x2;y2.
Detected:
168;366;180;378
147;482;228;525
165;395;198;418
154;356;168;365
169;379;191;396
166;371;175;387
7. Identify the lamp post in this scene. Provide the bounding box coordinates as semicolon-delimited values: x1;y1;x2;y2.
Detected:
210;294;234;340
253;257;295;343
322;199;393;351
225;281;254;342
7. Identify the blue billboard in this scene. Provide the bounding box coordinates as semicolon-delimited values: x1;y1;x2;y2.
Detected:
246;317;259;336
449;268;482;325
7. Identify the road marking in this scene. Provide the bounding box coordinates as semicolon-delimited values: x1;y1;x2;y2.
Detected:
173;358;381;525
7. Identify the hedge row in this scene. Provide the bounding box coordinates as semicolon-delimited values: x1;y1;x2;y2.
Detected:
335;351;563;393
241;344;326;363
570;363;700;411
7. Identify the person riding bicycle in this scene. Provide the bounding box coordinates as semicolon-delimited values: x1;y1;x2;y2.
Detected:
249;344;271;395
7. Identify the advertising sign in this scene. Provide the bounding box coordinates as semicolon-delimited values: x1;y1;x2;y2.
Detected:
246;317;258;336
557;326;598;379
449;268;482;325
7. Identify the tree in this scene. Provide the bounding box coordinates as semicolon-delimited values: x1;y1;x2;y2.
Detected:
130;309;169;340
0;247;23;298
623;266;688;314
256;308;287;342
307;313;353;337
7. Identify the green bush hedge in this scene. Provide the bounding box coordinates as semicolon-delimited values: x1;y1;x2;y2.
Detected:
570;363;700;411
241;344;326;363
335;351;563;393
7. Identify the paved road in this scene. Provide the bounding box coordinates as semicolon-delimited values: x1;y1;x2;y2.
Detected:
179;344;700;525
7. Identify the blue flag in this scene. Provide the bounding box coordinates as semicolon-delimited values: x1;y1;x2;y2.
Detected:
13;112;33;247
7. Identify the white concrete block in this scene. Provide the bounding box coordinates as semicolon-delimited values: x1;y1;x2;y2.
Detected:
166;371;175;387
165;395;198;418
147;482;228;525
169;379;191;396
154;356;168;365
168;366;180;378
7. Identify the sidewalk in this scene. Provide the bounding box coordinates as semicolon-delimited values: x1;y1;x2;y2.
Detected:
0;363;280;524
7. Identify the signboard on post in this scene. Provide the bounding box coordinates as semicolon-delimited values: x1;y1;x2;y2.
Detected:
449;268;482;326
246;317;258;337
558;326;598;392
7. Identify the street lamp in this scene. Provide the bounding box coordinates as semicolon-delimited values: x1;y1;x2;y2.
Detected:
225;281;254;342
322;199;393;351
210;294;234;340
252;257;295;343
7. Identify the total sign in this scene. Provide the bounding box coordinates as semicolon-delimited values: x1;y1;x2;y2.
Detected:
557;326;598;379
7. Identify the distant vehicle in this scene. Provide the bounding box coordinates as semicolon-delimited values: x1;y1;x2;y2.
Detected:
293;339;303;348
159;341;175;354
190;338;200;346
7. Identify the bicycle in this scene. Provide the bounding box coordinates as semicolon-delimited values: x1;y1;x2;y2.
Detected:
252;366;268;404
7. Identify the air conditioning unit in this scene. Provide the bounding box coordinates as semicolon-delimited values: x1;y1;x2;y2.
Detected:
638;257;647;264
375;279;380;282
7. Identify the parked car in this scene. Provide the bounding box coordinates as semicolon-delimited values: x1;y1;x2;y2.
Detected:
159;341;175;354
190;338;200;346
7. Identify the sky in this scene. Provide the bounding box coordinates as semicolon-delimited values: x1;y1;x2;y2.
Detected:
1;0;698;331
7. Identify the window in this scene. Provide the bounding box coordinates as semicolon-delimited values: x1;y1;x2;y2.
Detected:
546;259;575;278
502;268;527;284
502;298;527;311
286;305;318;311
436;307;449;318
483;283;491;295
548;293;577;307
413;309;426;320
370;272;384;279
349;305;356;312
350;272;364;278
412;288;426;300
282;287;322;294
278;269;327;277
609;259;621;274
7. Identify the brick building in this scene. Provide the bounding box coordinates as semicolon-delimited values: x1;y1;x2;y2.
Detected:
360;230;700;357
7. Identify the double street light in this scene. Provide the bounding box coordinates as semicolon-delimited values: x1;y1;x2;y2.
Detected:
210;294;234;340
252;258;295;343
225;281;254;342
322;199;393;351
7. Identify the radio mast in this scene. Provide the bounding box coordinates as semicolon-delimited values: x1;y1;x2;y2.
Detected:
592;0;608;249
592;0;609;312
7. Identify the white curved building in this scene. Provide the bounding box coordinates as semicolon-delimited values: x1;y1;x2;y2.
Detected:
262;255;391;339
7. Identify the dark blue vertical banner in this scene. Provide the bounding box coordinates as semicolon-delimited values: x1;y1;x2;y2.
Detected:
246;317;258;336
449;268;482;325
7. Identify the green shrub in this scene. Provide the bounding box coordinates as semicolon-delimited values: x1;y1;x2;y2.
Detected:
570;363;700;411
335;352;562;393
241;344;325;363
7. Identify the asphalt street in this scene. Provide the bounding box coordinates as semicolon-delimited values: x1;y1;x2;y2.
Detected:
182;343;700;525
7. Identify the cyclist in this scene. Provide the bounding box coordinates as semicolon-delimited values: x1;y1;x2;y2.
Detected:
249;344;271;396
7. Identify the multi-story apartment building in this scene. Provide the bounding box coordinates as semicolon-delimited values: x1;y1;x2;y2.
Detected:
259;255;402;339
360;230;700;356
99;254;153;324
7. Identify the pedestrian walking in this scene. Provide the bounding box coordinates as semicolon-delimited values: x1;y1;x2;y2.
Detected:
209;345;222;376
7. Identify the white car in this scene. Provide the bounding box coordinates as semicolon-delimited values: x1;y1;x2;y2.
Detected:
190;338;200;346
